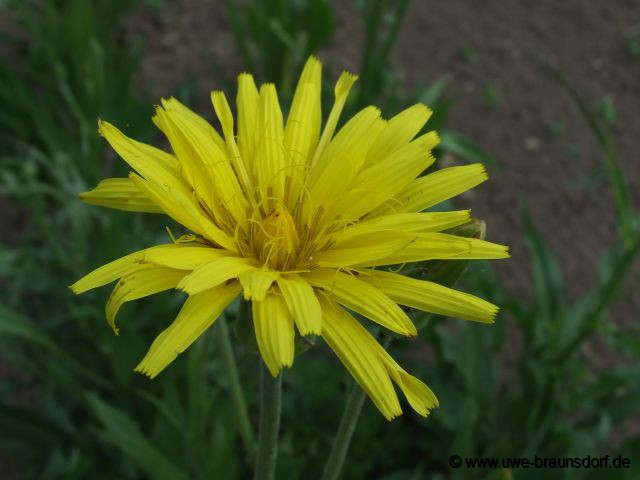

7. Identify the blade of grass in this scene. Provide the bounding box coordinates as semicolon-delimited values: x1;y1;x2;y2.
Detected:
550;65;636;247
521;203;564;324
87;394;190;480
554;235;640;363
0;304;110;389
439;130;498;169
225;0;256;73
357;0;410;106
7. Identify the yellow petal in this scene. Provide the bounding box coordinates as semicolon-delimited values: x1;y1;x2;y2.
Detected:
310;71;358;168
252;293;295;376
135;282;240;378
254;83;287;205
130;173;236;251
460;238;511;259
283;83;320;208
392;370;438;417
177;256;257;295
236;73;260;172
106;267;188;334
297;55;323;86
310;105;382;180
211;90;253;201
238;268;279;301
305;269;416;336
154;96;226;151
284;56;322;164
70;243;193;294
153;104;214;195
98;120;183;193
371;163;488;217
375;350;438;417
357;269;499;323
313;232;416;268
319;296;401;420
338;304;439;417
365;103;432;166
276;273;322;335
154;101;248;224
329;211;472;244
360;233;473;266
355;131;439;187
80;178;162;213
308;106;383;217
343;132;439;218
144;246;233;270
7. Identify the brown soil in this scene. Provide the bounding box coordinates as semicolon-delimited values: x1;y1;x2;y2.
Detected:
395;0;640;307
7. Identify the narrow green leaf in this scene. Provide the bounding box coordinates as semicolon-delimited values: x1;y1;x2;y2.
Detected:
87;394;190;480
0;405;69;449
0;304;109;388
439;130;498;169
520;204;564;324
554;235;640;363
549;65;636;247
418;77;448;106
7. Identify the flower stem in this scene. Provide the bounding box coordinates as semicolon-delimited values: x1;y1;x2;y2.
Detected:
320;383;367;480
254;360;282;480
217;316;256;462
321;336;393;480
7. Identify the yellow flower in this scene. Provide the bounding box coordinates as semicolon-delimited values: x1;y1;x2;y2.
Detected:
71;57;508;420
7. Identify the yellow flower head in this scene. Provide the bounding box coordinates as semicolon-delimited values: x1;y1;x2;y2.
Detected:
72;57;509;420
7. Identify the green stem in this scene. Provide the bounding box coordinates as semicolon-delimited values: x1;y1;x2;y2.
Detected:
321;336;393;480
218;316;256;462
254;361;282;480
320;383;367;480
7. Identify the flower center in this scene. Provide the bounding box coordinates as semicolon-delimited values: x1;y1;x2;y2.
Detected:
255;204;300;269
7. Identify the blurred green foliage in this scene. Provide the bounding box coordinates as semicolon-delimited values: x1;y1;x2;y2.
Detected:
1;1;638;479
222;0;334;98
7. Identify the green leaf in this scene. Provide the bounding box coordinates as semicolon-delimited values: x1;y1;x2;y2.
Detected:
554;236;640;363
0;405;70;450
294;333;316;356
0;304;109;388
439;130;498;169
86;394;190;480
520;204;564;328
418;77;448;106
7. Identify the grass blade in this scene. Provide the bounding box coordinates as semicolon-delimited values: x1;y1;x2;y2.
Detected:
87;394;190;480
439;130;498;169
550;65;636;246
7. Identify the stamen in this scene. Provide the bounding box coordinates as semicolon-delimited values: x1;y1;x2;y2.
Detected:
388;263;407;273
165;226;177;243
